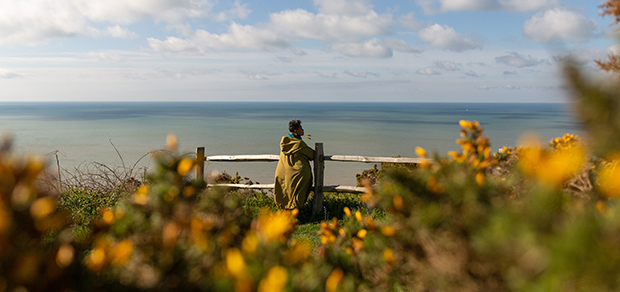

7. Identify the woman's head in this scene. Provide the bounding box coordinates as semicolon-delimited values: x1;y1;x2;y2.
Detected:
289;120;303;135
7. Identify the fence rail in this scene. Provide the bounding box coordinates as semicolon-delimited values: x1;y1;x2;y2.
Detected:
195;143;422;216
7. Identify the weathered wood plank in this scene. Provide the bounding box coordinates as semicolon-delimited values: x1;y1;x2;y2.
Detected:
208;183;275;189
206;155;280;162
205;154;423;164
325;155;423;164
312;143;325;216
323;185;366;193
206;183;366;193
196;147;205;183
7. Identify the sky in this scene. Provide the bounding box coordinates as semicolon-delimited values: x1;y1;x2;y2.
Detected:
0;0;615;103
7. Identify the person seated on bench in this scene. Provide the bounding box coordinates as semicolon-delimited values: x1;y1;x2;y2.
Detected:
274;119;315;210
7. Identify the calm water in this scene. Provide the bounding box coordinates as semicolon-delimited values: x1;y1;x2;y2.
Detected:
0;102;581;185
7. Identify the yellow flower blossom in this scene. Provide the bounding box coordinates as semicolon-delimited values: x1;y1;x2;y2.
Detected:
242;234;258;254
393;195;403;211
102;208;114;224
56;244;74;268
134;185;149;205
381;226;396;237
326;268;344;292
258;266;288;292
343;206;351;216
177;157;194;176
87;247;107;271
256;210;297;243
356;229;367;239
29;197;56;220
597;159;620;198
520;146;585;187
383;248;395;265
110;239;133;267
226;248;246;277
475;172;485;186
416;147;427;157
284;240;311;265
355;211;362;222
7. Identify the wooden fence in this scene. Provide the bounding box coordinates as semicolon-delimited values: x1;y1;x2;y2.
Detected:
195;143;423;216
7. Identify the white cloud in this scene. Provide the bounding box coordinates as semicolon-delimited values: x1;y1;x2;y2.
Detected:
383;37;423;53
503;70;517;75
343;71;380;78
0;69;22;79
103;25;139;39
418;24;482;51
269;9;392;42
398;12;423;30
71;0;211;24
331;39;393;58
213;0;251;22
439;0;498;11
241;70;281;80
434;60;461;71
495;52;550;67
499;0;558;12
416;0;557;13
75;52;125;62
313;0;374;17
417;68;441;75
0;0;212;45
503;85;520;90
148;22;290;54
523;8;597;43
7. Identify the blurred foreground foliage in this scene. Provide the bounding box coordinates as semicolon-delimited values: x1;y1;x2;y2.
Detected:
5;3;620;289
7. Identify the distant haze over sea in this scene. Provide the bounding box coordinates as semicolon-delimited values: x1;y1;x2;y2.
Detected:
0;102;581;186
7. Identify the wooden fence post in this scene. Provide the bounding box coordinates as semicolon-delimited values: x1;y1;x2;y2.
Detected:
312;143;325;217
196;147;205;183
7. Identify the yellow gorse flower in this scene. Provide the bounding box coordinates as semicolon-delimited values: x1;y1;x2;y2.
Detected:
256;210;297;243
258;266;288;292
383;248;395;265
86;246;107;271
177;157;194;176
549;133;581;150
225;248;246;277
416;147;427;157
519;145;585;187
134;185;149;205
319;217;339;244
110;239;133;267
326;268;344;292
284;240;311;265
597;158;620;198
56;244;74;268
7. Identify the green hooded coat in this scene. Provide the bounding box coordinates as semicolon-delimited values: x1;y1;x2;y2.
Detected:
274;136;315;209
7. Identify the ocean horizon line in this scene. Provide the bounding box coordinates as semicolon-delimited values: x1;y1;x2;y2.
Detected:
0;101;571;105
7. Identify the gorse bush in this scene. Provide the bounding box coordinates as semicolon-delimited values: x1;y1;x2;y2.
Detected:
5;2;620;291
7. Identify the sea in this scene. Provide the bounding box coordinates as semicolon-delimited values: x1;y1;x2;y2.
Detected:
0;102;582;186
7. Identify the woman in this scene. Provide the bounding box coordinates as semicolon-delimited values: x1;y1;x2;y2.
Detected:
274;120;315;209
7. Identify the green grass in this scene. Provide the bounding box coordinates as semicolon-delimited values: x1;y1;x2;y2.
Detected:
241;191;385;252
57;186;130;243
58;186;384;251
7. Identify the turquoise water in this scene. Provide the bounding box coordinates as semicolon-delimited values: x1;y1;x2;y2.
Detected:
0;102;581;185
